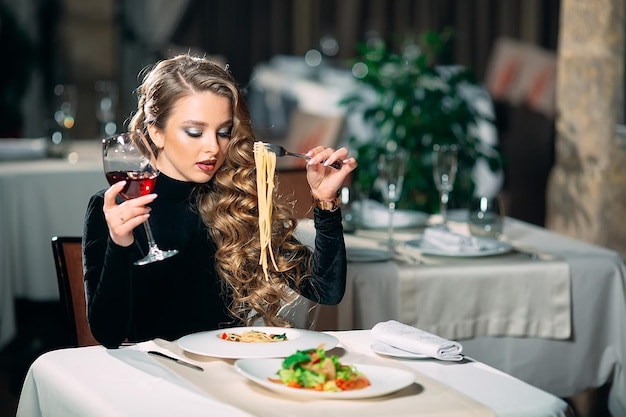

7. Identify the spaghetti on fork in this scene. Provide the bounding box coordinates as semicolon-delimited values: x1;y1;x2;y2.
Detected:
253;142;279;280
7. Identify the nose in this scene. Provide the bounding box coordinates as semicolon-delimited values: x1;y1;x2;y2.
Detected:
201;133;221;153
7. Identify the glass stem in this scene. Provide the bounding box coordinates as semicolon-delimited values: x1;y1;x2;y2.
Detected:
440;191;449;225
387;201;396;249
143;221;159;252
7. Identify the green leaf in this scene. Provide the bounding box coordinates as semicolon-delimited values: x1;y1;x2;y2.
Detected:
282;349;314;369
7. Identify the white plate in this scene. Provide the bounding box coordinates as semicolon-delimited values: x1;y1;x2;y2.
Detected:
351;200;429;229
347;248;393;262
234;358;415;399
359;209;429;229
370;342;429;359
178;327;338;359
405;238;512;257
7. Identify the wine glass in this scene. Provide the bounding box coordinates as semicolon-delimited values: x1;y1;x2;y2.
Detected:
102;131;178;265
49;83;77;157
95;80;118;137
432;144;458;226
378;147;408;249
468;196;504;237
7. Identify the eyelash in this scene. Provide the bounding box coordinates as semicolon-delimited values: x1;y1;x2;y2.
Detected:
184;129;232;139
218;129;232;139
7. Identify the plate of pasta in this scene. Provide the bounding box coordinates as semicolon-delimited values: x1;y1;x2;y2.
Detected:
235;352;415;399
177;326;339;359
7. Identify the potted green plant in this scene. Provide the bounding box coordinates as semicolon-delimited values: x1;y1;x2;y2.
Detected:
340;29;501;213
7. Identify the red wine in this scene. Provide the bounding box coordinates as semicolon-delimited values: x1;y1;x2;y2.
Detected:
105;171;157;199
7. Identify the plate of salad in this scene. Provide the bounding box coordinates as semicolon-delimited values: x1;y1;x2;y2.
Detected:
234;347;415;399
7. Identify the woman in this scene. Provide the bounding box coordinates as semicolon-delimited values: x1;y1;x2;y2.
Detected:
83;55;356;348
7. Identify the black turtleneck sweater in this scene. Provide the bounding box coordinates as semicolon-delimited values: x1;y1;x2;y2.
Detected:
83;174;346;348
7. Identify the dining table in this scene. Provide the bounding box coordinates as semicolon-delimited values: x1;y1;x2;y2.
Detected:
0;140;107;350
295;211;626;417
16;329;570;417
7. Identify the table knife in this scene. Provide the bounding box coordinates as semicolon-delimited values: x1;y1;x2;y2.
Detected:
147;350;204;372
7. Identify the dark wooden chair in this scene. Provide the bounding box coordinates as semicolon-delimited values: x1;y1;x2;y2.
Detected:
51;236;99;347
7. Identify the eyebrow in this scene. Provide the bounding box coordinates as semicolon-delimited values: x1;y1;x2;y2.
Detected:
181;119;233;128
181;120;206;127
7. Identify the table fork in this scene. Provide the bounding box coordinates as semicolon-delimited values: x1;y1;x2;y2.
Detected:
263;143;342;170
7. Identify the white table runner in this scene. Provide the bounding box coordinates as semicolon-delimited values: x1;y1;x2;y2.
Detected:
313;222;572;341
395;252;571;340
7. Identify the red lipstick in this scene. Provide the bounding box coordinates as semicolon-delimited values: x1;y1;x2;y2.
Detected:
196;159;217;172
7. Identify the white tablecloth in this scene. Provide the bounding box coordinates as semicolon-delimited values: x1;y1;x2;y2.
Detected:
16;330;569;417
311;217;626;417
0;141;107;349
340;231;571;341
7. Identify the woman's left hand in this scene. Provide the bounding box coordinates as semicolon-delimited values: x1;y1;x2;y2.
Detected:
305;146;357;201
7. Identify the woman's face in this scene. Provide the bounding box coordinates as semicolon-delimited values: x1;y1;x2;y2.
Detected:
148;91;233;183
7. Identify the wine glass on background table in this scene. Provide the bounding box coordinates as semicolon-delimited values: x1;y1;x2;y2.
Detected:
468;196;504;237
95;80;119;137
378;146;408;249
432;144;458;227
48;83;77;157
102;131;178;265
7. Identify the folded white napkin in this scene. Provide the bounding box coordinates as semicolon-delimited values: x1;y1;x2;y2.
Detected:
371;320;463;361
421;227;498;252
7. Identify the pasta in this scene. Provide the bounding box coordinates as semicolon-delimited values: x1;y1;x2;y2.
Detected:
220;330;288;343
253;142;278;280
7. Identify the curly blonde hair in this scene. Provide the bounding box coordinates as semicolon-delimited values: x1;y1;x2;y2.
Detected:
129;54;313;327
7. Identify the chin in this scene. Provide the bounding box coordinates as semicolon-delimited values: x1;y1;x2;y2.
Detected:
192;172;215;183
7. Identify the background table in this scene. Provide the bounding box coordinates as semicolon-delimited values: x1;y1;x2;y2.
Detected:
16;330;570;417
0;141;106;349
310;217;626;417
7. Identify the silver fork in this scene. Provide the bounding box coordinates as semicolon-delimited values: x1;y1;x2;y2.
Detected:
263;143;342;170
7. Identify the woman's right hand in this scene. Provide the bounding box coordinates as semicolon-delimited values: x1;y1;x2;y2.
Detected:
102;181;156;247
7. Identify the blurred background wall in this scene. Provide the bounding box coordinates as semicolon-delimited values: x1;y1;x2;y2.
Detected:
1;0;560;137
0;0;563;225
